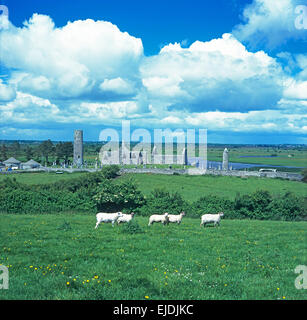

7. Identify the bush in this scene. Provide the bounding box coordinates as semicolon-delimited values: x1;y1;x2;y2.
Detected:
100;165;120;179
93;178;145;212
137;188;187;216
120;220;144;234
189;194;234;218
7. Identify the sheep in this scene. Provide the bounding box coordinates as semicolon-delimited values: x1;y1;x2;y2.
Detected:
117;212;136;225
200;212;224;228
167;212;185;225
95;212;123;229
148;213;169;226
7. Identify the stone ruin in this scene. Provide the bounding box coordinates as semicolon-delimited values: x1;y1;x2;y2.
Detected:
99;142;188;166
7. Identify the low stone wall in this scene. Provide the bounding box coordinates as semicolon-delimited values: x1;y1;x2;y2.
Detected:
119;167;303;181
2;166;302;181
119;168;186;175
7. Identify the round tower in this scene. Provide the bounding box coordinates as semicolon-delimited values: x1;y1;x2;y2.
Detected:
73;130;83;166
222;148;229;171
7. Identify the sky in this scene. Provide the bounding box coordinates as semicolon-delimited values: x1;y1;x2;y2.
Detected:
0;0;306;143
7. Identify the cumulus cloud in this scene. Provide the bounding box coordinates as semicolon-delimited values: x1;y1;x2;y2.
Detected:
233;0;306;49
0;12;306;140
141;33;284;112
0;14;143;100
0;80;16;102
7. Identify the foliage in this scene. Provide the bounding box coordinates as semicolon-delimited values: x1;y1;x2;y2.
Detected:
0;171;305;221
136;188;187;216
38;139;55;164
55;142;73;164
189;195;233;218
120;219;144;234
93;178;145;212
100;165;120;179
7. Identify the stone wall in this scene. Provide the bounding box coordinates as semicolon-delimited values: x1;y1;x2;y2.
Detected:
119;167;303;181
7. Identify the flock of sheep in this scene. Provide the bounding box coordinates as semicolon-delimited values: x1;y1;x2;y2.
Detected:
94;211;224;229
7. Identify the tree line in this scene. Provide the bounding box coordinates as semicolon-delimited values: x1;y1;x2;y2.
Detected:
0;166;305;221
0;140;73;165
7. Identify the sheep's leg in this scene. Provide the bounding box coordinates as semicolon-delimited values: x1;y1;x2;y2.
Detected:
95;220;100;229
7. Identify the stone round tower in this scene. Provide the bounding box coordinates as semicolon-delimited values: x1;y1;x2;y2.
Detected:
73;130;83;166
222;148;229;171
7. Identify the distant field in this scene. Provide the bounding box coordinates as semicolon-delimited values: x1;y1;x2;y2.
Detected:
119;173;307;201
207;147;307;168
0;215;306;300
1;171;306;201
0;172;88;185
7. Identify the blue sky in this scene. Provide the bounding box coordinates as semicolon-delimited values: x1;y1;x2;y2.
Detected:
0;0;306;143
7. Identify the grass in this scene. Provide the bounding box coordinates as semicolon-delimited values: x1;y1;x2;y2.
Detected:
0;171;305;202
0;214;306;300
207;146;307;168
0;171;88;185
119;173;307;201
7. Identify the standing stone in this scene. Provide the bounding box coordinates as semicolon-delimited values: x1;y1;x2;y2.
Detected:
222;148;229;171
73;130;83;166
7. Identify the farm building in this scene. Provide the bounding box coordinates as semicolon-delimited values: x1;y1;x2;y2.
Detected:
3;157;21;169
22;159;41;170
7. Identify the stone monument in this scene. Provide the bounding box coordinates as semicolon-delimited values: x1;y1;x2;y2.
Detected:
73;130;84;166
222;148;229;170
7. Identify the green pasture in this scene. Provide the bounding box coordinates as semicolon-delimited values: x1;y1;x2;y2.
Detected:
119;173;307;201
0;215;306;300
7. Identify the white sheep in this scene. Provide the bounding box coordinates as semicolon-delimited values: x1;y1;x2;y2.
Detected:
95;212;123;229
200;212;224;228
167;212;185;225
148;213;169;226
117;212;136;225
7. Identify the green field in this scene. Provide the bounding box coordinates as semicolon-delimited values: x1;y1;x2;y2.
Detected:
119;173;307;201
1;171;306;202
0;215;306;300
207;146;307;168
0;172;88;185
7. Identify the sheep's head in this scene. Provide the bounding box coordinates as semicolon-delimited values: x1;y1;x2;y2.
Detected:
219;212;224;217
181;211;185;216
131;212;135;216
164;212;169;216
118;212;124;217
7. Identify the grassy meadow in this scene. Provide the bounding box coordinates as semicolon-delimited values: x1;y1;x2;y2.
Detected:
0;215;306;300
0;171;306;202
119;173;306;201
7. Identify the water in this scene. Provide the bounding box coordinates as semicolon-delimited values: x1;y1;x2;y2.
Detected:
238;155;278;158
188;157;304;170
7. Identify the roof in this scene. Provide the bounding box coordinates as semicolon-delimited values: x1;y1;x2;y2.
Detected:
3;157;21;164
23;159;41;166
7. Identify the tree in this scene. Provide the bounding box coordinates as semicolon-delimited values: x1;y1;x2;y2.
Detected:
0;144;8;161
38;139;54;164
25;146;34;161
302;169;307;183
11;141;20;156
55;142;73;164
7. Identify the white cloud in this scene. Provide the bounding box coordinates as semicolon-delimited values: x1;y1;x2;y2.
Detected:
0;12;306;140
0;14;143;100
284;80;307;99
0;80;16;102
99;78;136;95
233;0;306;49
141;33;284;112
